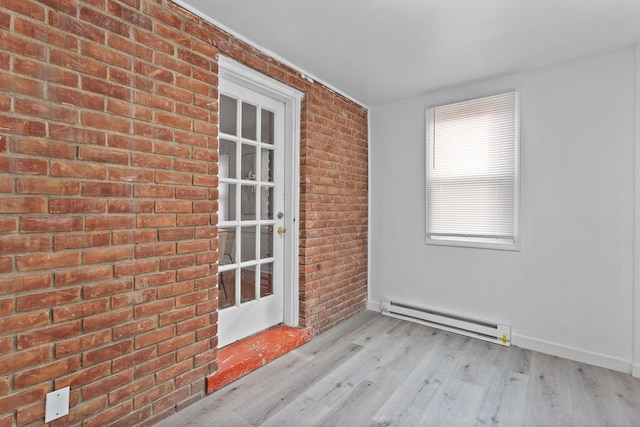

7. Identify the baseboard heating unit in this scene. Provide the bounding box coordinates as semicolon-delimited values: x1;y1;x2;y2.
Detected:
381;299;511;347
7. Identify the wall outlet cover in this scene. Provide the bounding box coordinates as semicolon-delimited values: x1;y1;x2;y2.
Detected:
45;386;70;423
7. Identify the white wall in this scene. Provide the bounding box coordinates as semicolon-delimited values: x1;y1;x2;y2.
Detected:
370;47;637;373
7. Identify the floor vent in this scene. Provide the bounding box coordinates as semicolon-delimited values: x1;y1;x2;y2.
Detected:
381;299;511;346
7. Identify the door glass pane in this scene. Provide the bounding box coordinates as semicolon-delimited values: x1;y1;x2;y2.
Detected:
241;144;256;180
260;148;274;182
261;187;273;220
241;267;256;303
260;225;273;259
219;269;235;309
242;102;257;140
241;225;256;262
218;183;236;222
220;95;237;135
220;140;237;179
260;263;273;298
241;185;256;220
219;227;236;265
261;109;274;144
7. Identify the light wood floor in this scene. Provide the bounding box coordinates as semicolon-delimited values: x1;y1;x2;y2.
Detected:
156;310;640;426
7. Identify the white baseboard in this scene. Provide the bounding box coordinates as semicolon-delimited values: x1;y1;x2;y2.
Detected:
367;298;633;375
367;300;382;312
511;333;631;374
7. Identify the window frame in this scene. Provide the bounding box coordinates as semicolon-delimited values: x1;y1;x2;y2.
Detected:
425;90;521;251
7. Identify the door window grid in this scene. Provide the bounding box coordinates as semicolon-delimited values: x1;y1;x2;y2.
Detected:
219;94;277;308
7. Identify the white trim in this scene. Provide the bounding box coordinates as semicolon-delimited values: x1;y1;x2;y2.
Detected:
170;0;367;109
633;43;640;378
512;333;631;374
367;299;382;312
218;56;303;328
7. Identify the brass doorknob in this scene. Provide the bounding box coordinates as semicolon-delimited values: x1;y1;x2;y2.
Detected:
277;227;287;235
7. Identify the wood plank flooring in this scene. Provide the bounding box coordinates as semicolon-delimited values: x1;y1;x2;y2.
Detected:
156;310;640;426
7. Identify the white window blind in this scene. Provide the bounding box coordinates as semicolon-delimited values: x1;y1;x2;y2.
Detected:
426;91;518;248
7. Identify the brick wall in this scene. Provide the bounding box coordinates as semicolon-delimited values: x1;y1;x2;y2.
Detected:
0;0;368;426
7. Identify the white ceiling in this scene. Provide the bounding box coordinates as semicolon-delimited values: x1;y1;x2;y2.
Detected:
178;0;640;106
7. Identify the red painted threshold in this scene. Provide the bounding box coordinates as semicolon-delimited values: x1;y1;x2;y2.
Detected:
206;325;313;394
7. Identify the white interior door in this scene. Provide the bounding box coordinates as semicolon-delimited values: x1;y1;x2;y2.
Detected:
217;79;287;347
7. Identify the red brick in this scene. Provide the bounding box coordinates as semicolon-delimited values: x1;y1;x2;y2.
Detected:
49;124;106;145
134;184;174;198
176;186;208;200
78;146;129;165
0;346;49;375
15;98;78;124
10;137;75;159
132;153;172;170
134;325;175;349
55;330;111;357
155;358;192;384
176;315;208;335
20;216;83;232
176;340;210;363
54;232;110;250
0;197;46;213
177;214;209;227
108;33;152;61
82;182;132;197
55;265;112;287
174;158;208;173
112;229;156;245
48;85;105;111
157;333;193;356
112;346;156;374
82;340;133;367
85;215;135;230
16;288;81;311
79;7;130;37
155;171;191;185
137;214;176;228
134;299;174;319
0;235;50;254
17;321;80;349
133;61;173;83
0;384;49;415
108;376;154;405
152;386;190;414
135;271;175;288
0;156;48;174
48;11;106;43
160;254;194;271
0;33;46;60
107;1;152;30
108;166;153;182
113;317;157;340
83;246;134;265
0;116;46;136
176;266;209;283
108;199;154;213
0;257;12;274
83;308;133;332
158;228;194;242
0;272;50;295
111;289;155;309
82;370;133;402
133;353;174;380
14;356;79;389
134;242;174;258
82;111;131;133
16;177;79;195
16;251;81;272
51;162;106;182
177;240;209;254
52;298;110;322
55;362;111;390
114;259;158;277
0;297;12;316
50;396;107;427
156;200;192;213
83;278;133;299
108;134;153;152
0;177;12;193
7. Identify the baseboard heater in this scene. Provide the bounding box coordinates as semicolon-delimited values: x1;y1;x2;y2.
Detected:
381;299;511;347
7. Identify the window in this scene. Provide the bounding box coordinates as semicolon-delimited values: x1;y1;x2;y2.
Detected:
426;91;519;250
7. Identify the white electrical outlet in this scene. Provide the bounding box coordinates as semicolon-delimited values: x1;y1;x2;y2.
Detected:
45;386;70;423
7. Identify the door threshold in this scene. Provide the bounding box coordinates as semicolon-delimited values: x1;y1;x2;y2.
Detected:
206;325;313;394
